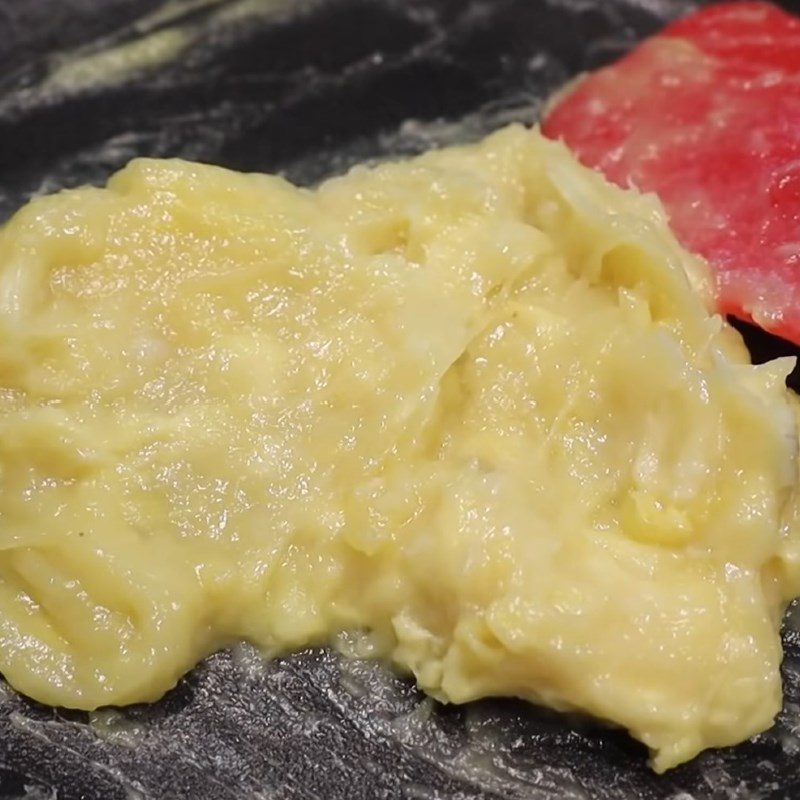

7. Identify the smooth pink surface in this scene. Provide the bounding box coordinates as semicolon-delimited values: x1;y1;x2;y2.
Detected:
543;2;800;343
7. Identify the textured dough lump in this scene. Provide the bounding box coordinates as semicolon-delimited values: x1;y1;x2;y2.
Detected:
0;126;798;771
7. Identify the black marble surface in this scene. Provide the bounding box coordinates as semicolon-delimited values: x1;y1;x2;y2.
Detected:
2;1;800;798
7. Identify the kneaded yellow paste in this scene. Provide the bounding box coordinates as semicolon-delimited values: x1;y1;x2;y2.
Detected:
0;126;799;771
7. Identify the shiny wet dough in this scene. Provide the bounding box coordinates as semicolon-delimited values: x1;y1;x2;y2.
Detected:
0;126;798;771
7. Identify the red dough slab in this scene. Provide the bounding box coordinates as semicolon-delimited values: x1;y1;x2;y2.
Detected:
542;2;800;343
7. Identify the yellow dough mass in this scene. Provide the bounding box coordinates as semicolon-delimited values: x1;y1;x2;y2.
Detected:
1;126;799;771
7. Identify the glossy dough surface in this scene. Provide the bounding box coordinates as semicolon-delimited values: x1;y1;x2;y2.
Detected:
0;126;798;771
